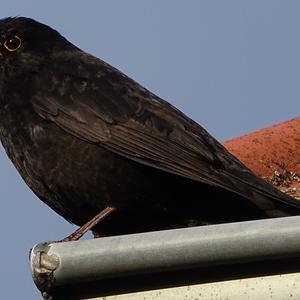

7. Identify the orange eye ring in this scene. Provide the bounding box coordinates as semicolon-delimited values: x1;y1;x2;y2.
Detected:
3;35;22;52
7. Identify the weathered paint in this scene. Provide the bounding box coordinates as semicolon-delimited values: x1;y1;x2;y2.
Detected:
94;273;300;300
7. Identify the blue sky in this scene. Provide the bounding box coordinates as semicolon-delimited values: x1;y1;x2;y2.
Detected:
0;1;300;299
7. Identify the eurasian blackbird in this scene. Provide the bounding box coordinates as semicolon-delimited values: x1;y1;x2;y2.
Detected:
0;17;299;238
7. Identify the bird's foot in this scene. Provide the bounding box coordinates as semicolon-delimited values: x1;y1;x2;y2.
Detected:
92;230;103;238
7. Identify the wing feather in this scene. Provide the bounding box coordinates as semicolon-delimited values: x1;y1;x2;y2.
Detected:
30;51;300;210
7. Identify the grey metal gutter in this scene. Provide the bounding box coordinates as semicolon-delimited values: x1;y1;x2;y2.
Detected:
30;216;300;299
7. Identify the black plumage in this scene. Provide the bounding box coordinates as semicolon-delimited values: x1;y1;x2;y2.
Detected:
0;17;300;237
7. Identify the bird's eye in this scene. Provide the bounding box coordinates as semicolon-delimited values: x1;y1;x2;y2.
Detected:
3;35;22;52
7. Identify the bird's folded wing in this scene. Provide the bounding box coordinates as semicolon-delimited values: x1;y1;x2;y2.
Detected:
32;93;227;187
31;61;299;208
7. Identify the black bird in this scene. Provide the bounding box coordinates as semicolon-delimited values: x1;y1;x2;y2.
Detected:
0;17;300;239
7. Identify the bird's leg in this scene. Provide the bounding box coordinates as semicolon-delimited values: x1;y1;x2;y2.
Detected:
62;206;116;242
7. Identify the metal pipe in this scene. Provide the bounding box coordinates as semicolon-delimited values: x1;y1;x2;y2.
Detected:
30;215;300;295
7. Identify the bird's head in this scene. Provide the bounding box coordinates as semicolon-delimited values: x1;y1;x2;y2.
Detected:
0;17;76;76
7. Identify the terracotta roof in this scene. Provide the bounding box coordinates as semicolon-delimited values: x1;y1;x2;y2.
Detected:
224;117;300;199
